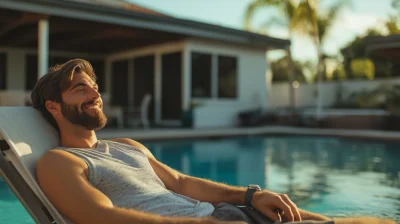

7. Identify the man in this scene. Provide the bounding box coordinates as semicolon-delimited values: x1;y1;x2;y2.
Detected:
32;59;394;224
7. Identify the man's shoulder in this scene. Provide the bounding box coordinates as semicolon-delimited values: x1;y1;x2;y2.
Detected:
37;149;87;173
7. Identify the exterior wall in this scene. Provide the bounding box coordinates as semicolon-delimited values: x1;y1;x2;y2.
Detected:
269;77;400;109
188;39;268;128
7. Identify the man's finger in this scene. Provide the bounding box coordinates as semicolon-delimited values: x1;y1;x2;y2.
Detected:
276;197;294;222
262;209;281;223
281;194;301;221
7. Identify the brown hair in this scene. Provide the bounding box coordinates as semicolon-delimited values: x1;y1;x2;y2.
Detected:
31;59;97;131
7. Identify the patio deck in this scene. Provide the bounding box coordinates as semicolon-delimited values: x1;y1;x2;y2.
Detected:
96;125;400;142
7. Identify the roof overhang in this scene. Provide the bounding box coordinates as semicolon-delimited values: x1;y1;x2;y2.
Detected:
0;0;290;50
366;34;400;62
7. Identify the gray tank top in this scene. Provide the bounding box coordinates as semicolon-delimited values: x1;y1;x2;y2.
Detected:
56;140;215;218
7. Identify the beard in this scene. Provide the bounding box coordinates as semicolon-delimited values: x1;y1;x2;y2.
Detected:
61;100;107;130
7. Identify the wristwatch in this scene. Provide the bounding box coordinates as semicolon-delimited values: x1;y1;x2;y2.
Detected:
245;184;261;207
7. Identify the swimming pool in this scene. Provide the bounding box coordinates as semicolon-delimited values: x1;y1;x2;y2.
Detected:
1;135;399;223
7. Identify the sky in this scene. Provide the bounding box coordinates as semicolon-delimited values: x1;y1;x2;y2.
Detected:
128;0;396;63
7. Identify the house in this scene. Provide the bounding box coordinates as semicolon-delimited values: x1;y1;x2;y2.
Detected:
0;0;290;128
366;34;400;71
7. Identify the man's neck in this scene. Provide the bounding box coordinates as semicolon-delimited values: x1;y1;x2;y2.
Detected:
59;125;98;149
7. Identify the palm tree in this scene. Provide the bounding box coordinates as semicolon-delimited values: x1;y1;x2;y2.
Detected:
244;0;299;110
245;0;348;118
310;1;350;117
385;16;400;34
393;0;400;11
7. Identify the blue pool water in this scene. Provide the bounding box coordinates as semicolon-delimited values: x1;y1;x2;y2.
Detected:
1;135;399;223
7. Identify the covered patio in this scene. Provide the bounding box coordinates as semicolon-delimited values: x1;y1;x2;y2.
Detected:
0;0;290;129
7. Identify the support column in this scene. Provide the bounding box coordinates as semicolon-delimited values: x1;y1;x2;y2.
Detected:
38;20;49;78
182;48;191;111
211;54;218;98
155;53;162;123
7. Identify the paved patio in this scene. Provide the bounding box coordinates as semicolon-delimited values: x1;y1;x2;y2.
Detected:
97;125;400;142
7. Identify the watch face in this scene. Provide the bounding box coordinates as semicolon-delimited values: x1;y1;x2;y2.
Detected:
248;184;261;190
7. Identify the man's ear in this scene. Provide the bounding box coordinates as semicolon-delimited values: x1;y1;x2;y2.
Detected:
45;100;61;115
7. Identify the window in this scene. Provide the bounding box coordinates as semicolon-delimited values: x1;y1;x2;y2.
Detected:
111;60;129;107
191;52;212;98
218;55;237;98
25;55;38;90
0;53;6;90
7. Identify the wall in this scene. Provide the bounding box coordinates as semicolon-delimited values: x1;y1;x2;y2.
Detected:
188;39;268;128
269;77;400;109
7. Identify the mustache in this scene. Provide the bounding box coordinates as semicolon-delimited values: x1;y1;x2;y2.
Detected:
82;99;102;108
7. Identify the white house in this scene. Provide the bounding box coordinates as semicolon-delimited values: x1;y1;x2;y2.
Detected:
0;0;290;128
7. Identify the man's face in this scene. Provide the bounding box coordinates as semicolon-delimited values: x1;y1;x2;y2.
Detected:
60;72;107;130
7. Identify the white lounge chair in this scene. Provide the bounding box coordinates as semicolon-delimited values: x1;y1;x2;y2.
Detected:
101;93;124;128
127;93;152;129
0;107;68;224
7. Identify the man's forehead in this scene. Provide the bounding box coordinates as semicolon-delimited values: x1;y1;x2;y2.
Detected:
70;72;95;85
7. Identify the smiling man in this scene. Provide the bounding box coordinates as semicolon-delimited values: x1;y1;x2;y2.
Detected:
31;59;395;224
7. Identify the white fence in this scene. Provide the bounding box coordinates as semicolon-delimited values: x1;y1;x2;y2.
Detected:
268;77;400;109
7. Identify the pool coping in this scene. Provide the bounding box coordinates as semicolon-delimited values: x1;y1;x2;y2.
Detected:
96;126;400;142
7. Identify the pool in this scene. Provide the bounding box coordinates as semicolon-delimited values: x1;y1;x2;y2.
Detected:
1;135;399;223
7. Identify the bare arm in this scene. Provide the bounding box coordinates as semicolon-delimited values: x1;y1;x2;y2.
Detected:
36;150;226;224
113;138;305;222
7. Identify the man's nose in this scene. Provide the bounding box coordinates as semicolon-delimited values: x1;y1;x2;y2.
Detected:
89;87;100;99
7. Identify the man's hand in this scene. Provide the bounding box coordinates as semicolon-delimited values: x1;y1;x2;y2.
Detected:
251;190;301;222
201;217;247;224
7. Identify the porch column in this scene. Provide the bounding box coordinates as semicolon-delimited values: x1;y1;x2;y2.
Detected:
286;47;295;109
38;19;49;78
155;53;162;123
182;48;191;111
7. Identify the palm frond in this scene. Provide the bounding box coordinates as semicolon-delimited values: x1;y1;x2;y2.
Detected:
318;0;349;43
290;0;318;39
243;0;282;30
393;0;400;10
285;0;296;21
385;15;400;34
260;15;288;30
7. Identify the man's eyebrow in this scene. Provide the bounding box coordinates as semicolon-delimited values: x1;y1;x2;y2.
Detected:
69;82;98;91
69;83;87;90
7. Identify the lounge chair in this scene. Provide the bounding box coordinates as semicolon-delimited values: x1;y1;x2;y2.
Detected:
126;93;152;129
101;93;124;128
0;107;67;224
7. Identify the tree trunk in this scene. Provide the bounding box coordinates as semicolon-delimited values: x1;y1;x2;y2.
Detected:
287;47;295;110
315;40;324;119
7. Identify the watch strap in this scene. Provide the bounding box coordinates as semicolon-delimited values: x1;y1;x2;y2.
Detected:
245;185;261;207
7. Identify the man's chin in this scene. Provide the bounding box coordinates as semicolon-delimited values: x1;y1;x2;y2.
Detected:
77;114;107;130
82;122;107;131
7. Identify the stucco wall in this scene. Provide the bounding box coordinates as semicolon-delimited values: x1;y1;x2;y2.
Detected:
269;78;400;109
188;39;268;128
